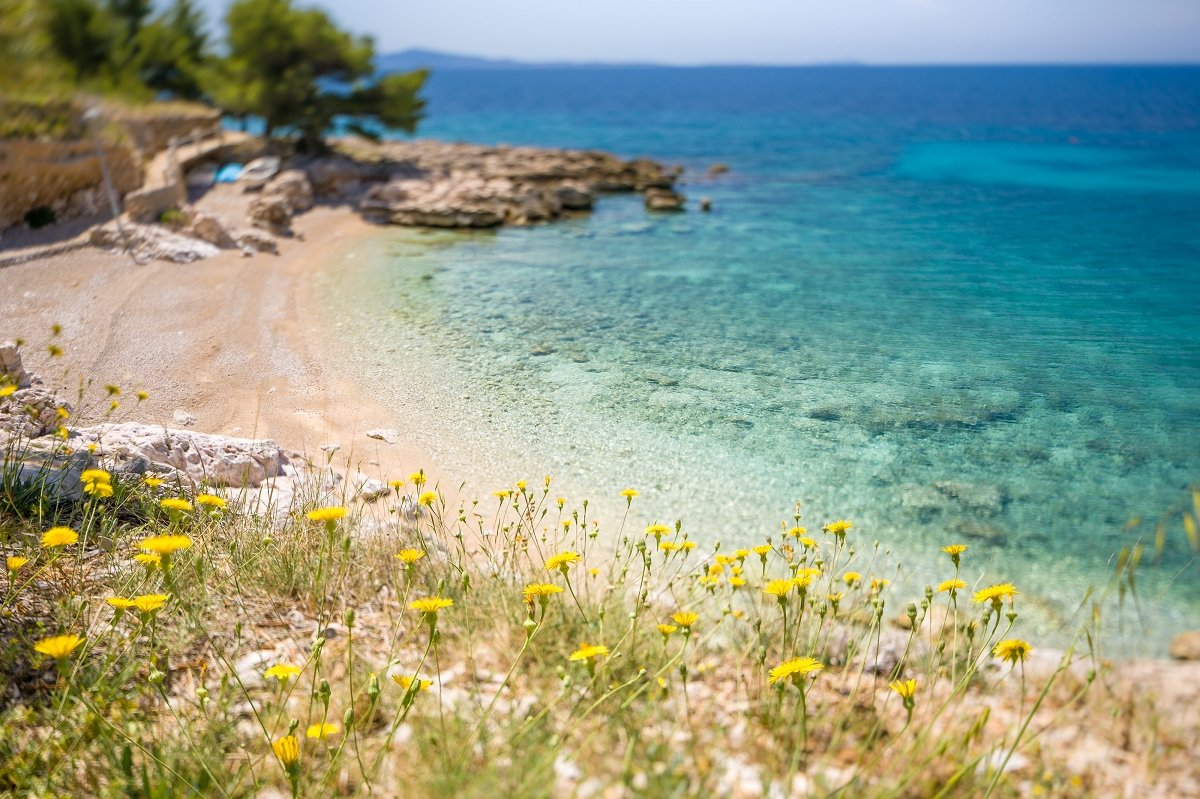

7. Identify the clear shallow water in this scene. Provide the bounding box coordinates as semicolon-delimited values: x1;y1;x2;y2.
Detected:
323;67;1200;650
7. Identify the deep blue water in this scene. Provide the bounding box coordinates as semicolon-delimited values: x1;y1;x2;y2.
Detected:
325;67;1200;647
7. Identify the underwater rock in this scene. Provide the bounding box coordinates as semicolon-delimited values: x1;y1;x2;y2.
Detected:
644;187;686;211
952;518;1009;546
933;480;1007;515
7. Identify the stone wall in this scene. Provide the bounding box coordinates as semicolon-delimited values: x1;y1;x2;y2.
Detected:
0;139;141;231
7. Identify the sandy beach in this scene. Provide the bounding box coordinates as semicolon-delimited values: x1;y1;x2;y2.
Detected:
0;205;435;487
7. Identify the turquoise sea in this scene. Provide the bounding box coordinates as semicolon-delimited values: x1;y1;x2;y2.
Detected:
320;67;1200;651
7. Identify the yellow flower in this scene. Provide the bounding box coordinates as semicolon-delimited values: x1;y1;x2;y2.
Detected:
785;526;807;538
6;556;29;571
842;571;862;586
516;480;527;491
41;527;78;548
768;656;824;685
544;551;581;572
136;391;149;402
729;576;746;588
657;624;677;638
942;544;968;556
644;523;672;539
797;536;818;549
159;497;193;513
395;549;426;565
620;488;639;500
409;596;454;614
143;476;163;488
972;583;1019;605
196;493;227;509
305;506;347;522
791;573;815;589
0;385;15;397
409;470;427;487
870;577;890;592
106;597;136;610
391;673;432;691
823;519;854;536
306;723;339;739
569;643;609;662
752;544;772;556
134;553;162;568
48;344;63;357
763;579;793;599
388;479;405;489
84;481;114;497
561;519;572;530
105;384;121;396
993;639;1033;664
714;554;737;566
936;578;968;593
681;541;697;551
523;583;564;604
659;540;680;552
889;678;919;700
34;634;84;659
697;574;720;589
671;611;698;629
734;548;750;559
272;735;300;766
825;592;844;603
264;664;302;683
137;534;192;555
134;593;169;613
417;490;439;507
493;490;511;499
80;469;111;485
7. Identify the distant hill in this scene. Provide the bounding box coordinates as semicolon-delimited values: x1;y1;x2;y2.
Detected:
375;48;665;73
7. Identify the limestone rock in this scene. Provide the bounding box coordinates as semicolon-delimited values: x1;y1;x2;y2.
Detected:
248;194;293;232
236;230;279;255
644;187;686;211
188;214;237;248
263;170;314;213
1170;631;1200;660
68;422;287;487
173;408;197;427
89;221;218;263
0;386;72;438
11;449;92;502
0;341;32;389
553;182;594;210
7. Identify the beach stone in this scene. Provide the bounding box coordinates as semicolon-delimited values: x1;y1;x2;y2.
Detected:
68;422;287;487
236;230;279;254
644;186;686;211
173;408;197;427
1170;631;1200;660
365;428;399;444
553;182;594;210
189;214;237;248
89;220;219;263
263;170;313;213
248;194;293;232
353;474;389;502
0;341;32;389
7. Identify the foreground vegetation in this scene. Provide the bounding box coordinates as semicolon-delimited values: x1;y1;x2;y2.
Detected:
0;346;1197;797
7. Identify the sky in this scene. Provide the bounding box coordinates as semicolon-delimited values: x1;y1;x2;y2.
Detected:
191;0;1200;65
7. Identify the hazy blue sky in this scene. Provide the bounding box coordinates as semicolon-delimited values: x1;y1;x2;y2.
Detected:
192;0;1200;65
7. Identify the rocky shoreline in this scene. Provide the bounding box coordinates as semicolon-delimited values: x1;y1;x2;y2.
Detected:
76;137;690;264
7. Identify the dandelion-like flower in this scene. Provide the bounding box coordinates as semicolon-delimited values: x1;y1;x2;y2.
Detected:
391;673;432;691
34;634;84;660
395;548;426;565
763;579;793;600
6;556;29;571
523;583;564;604
993;639;1033;664
644;523;672;540
264;664;302;683
942;544;968;556
80;469;111;486
544;551;581;572
134;594;169;613
936;578;967;594
752;544;772;557
972;583;1019;606
785;526;807;538
306;723;339;739
134;553;162;568
569;643;609;662
417;490;439;507
272;734;301;766
137;534;192;555
671;611;698;629
409;596;454;614
159;498;193;513
620;488;639;501
823;520;853;536
409;470;427;487
0;385;15;397
768;656;823;685
143;476;163;488
842;571;862;586
41;527;78;548
84;482;114;497
196;493;227;509
729;576;746;588
305;506;347;522
889;678;918;700
657;624;677;639
106;597;136;610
